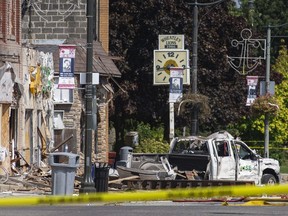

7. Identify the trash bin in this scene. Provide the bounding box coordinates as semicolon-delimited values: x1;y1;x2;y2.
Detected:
116;146;133;168
119;146;133;161
49;152;79;195
93;162;109;192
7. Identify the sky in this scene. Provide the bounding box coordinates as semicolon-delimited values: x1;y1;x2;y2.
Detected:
233;0;241;8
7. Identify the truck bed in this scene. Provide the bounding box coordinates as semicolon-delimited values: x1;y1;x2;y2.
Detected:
168;153;210;172
130;152;210;173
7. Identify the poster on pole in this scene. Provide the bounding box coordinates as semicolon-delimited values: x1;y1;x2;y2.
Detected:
169;67;183;103
58;45;76;89
246;76;258;106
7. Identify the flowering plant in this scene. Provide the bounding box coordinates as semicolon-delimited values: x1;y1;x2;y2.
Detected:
251;94;279;116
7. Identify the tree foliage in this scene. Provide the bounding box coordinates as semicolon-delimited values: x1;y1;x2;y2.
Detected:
130;122;170;153
109;0;282;147
236;43;287;149
235;0;288;62
230;1;288;147
251;44;288;144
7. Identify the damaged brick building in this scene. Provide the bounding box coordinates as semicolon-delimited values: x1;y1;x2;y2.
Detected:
0;0;121;175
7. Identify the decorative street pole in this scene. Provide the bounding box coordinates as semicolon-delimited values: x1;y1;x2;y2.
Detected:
189;0;228;135
80;0;96;193
227;28;266;75
228;28;270;156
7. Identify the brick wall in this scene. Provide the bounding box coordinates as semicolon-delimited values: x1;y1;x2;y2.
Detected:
22;0;109;51
0;0;22;54
99;0;109;52
22;1;87;41
0;0;22;73
96;103;109;162
0;0;21;44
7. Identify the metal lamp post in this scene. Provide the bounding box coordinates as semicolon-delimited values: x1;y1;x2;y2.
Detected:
80;0;96;193
191;1;198;136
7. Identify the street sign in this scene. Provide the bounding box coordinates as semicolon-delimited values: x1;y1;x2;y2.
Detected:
159;35;184;50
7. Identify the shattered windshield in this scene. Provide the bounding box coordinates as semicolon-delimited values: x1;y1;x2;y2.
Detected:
171;138;208;154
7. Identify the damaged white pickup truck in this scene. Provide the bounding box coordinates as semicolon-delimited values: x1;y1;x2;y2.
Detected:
117;131;280;185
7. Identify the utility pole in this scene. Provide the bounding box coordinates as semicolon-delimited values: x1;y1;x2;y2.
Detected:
191;1;198;136
264;25;271;158
80;0;96;193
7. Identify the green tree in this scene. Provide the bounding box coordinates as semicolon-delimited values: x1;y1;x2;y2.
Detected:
251;44;288;144
226;0;288;152
109;0;271;146
235;0;288;63
236;43;287;151
252;0;288;28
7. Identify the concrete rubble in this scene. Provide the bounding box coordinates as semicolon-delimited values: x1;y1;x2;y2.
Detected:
0;162;287;197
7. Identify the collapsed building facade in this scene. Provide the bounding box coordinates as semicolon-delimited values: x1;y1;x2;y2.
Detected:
0;0;121;174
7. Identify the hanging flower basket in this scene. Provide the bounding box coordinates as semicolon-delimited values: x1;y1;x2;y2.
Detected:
176;93;210;121
251;94;279;116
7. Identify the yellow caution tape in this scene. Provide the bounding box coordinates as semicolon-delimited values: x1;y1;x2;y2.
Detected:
223;200;267;206
0;184;288;206
224;200;288;206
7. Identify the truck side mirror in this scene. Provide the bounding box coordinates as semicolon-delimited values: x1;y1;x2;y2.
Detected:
251;152;260;160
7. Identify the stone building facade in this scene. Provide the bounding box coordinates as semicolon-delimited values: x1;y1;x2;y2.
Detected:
21;0;121;163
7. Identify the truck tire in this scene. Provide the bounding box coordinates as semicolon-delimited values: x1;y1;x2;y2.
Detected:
261;174;277;185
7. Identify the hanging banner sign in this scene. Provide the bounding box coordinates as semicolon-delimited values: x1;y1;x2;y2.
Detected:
58;45;76;89
246;76;258;106
169;67;183;103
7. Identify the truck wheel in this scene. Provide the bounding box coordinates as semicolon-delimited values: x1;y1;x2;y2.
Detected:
261;174;277;185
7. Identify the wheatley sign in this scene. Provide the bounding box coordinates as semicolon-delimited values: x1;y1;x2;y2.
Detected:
158;35;184;50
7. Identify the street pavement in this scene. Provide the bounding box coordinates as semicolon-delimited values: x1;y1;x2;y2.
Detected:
0;202;287;216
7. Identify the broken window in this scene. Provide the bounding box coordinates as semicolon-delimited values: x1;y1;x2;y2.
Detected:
214;141;229;157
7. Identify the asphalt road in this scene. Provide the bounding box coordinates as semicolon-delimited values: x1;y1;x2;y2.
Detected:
0;201;286;216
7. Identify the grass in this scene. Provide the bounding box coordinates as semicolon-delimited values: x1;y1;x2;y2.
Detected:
280;165;288;173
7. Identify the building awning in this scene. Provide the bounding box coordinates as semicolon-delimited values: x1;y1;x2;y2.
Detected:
34;38;121;78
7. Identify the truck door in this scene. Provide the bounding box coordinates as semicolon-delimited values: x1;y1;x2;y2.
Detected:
234;141;259;184
211;140;236;180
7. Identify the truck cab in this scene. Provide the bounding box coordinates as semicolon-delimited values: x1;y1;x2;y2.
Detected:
203;131;280;184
